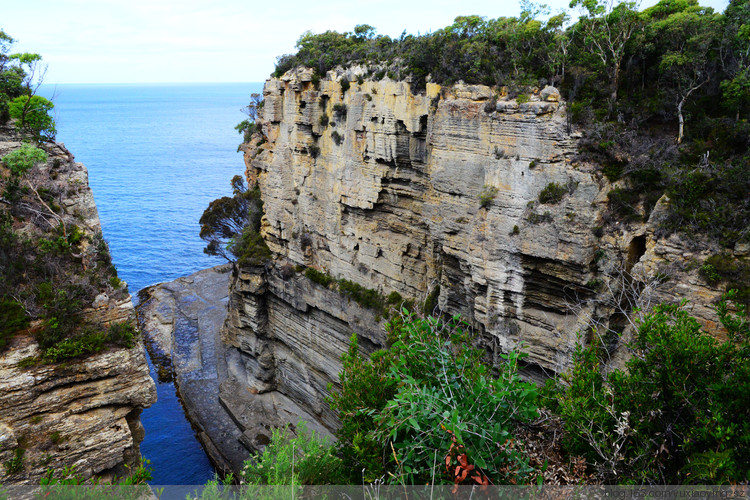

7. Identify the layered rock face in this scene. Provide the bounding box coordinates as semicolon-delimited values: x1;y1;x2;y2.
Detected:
0;128;156;484
221;68;729;446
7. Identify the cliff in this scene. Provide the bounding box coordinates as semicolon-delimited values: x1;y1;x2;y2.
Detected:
215;67;736;453
0;125;156;484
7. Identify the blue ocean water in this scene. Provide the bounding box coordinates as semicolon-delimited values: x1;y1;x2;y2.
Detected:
39;82;264;485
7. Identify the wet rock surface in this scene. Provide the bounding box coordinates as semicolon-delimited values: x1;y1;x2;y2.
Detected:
137;265;249;474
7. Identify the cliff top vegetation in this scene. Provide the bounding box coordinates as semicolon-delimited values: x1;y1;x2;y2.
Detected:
1;31;134;364
270;0;750;300
1;29;56;142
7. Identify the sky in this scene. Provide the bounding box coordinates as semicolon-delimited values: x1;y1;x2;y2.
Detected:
2;0;731;84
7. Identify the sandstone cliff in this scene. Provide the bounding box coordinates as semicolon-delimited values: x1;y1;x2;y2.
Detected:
217;68;736;451
0;126;156;484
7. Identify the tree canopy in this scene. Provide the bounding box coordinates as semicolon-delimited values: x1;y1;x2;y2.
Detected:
0;30;55;141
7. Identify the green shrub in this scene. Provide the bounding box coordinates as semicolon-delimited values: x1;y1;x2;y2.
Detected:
516;94;530;104
50;431;64;445
607;187;641;221
4;448;25;475
241;421;345;485
328;314;538;485
304;267;335;287
318;114;329;127
423;285;440;315
1;143;47;176
234;225;271;267
538;182;567;204
9;95;56;141
106;321;137;348
39;321;137;363
554;291;750;484
479;185;499;208
330;130;343;145
332;103;347;116
338;278;384;312
308;145;320;158
340;79;350;92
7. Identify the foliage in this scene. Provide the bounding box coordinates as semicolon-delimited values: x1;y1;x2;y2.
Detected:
479;185;498;208
304;267;335;287
3;448;24;475
538;182;567;204
41;321;138;363
235;93;263;144
423;285;440;315
200;175;265;263
9;95;56;141
38;459;153;500
338;278;385;312
698;254;750;305
330;130;343;145
327;313;538;485
0;296;29;350
234;224;271;267
554;291;750;484
1;143;47;176
241;421;345;485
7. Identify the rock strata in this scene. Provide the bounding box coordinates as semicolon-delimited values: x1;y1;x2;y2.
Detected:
0;127;156;484
215;69;733;445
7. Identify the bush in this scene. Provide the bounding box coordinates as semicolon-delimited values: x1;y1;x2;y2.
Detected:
538;182;567;204
330;130;343;146
340;79;350;93
40;321;137;363
1;143;47;176
328;313;538;485
479;185;499;208
304;267;335;287
338;278;384;312
318;114;329;127
9;95;56;141
235;225;271;267
241;421;345;485
332;103;347;116
554;291;750;484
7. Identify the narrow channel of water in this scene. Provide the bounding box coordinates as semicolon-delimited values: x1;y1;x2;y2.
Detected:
39;82;263;484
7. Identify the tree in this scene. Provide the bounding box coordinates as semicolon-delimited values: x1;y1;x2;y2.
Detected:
199;175;263;262
9;94;56;142
569;0;641;105
235;93;263;143
721;0;750;119
556;291;750;483
643;1;721;142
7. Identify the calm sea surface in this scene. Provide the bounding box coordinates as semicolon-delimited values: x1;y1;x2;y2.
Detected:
39;82;264;484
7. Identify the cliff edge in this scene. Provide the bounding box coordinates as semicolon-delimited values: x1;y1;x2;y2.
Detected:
0;125;156;484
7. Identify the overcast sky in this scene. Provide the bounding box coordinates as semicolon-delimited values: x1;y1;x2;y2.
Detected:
2;0;730;84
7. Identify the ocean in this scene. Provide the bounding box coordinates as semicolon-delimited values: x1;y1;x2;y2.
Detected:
39;82;264;485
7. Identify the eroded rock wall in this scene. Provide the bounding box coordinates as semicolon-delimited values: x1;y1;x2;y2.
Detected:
221;68;730;444
0;128;156;484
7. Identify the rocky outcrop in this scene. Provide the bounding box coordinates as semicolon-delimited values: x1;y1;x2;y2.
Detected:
0;333;155;483
218;68;732;449
0;127;156;484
